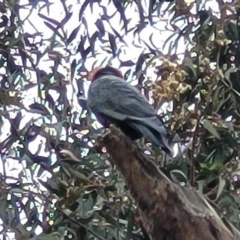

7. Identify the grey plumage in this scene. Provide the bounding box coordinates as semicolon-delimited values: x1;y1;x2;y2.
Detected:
87;67;174;154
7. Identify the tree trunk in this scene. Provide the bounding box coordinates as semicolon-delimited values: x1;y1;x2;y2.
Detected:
100;125;240;240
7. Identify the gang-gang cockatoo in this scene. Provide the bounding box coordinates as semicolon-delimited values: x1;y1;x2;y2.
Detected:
87;65;174;155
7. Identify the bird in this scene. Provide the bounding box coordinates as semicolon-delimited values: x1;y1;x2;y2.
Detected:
87;65;174;155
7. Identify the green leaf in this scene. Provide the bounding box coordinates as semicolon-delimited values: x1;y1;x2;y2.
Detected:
67;24;81;45
215;176;226;201
203;119;221;139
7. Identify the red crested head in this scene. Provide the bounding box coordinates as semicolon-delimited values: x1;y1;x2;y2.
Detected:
88;65;123;81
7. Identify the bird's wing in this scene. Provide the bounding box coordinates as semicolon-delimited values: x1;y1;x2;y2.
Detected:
88;75;173;153
88;75;156;121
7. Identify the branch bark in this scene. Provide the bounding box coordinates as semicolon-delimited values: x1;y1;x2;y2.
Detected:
100;125;240;240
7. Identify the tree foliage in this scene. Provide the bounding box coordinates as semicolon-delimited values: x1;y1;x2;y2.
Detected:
1;0;240;239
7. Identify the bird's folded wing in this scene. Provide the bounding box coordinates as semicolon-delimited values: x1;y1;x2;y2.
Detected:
88;76;156;120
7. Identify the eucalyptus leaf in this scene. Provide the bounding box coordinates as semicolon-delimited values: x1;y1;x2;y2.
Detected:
203;119;221;139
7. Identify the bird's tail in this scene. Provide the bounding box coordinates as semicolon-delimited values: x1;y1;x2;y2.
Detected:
130;117;175;154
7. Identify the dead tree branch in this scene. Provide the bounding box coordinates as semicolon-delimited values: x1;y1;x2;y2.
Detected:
100;125;240;240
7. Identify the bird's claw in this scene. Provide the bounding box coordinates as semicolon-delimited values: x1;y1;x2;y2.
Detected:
102;128;112;138
97;128;112;143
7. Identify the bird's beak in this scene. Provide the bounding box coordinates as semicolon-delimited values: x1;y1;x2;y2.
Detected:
87;67;102;81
